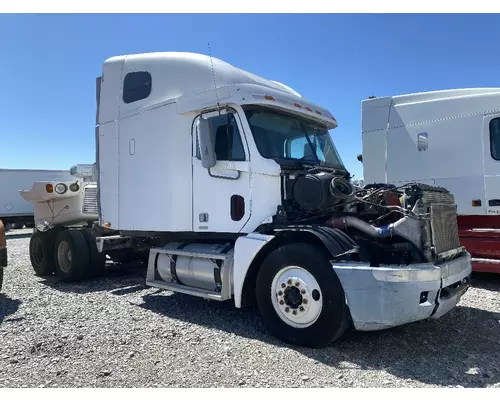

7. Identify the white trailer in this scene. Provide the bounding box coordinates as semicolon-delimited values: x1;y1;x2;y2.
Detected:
360;88;500;273
0;169;74;229
22;52;472;348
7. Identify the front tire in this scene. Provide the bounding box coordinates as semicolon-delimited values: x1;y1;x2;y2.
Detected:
255;242;349;348
54;229;90;282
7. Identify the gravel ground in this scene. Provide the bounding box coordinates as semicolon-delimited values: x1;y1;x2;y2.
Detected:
1;229;500;388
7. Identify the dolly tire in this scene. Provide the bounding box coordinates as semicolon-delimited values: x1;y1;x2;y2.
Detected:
29;230;59;277
81;228;106;279
53;229;90;283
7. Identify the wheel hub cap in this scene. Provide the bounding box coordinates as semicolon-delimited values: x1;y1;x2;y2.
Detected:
283;286;303;309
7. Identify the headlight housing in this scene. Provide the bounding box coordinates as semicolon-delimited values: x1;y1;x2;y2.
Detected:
55;183;67;194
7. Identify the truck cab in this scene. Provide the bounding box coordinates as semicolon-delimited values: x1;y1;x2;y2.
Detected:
96;52;343;234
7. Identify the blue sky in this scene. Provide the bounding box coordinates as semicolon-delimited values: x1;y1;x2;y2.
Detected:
1;13;499;179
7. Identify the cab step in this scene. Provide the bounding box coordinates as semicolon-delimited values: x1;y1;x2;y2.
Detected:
146;279;224;301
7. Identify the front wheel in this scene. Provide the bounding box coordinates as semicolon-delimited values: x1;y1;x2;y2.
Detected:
255;243;349;348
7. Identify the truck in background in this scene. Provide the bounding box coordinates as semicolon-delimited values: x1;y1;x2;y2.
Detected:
360;88;500;274
0;169;74;229
21;52;472;348
19;164;135;278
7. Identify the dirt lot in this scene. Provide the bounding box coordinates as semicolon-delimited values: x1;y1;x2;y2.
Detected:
1;229;500;388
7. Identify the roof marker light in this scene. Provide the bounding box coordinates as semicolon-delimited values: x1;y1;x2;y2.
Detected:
305;106;312;112
264;95;275;101
294;103;302;108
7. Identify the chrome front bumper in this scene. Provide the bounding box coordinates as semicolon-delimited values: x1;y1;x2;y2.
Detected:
332;253;472;331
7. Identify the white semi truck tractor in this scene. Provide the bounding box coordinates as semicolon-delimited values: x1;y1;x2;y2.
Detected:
23;52;472;348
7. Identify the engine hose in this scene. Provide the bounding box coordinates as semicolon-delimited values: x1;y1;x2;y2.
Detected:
326;215;421;243
327;216;392;237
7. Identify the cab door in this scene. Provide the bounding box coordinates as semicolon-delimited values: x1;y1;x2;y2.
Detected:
192;109;252;233
483;113;500;215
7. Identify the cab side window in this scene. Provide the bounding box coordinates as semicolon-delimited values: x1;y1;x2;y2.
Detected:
490;118;500;160
197;113;246;161
123;71;152;104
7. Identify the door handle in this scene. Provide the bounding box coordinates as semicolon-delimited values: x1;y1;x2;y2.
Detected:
208;168;240;180
225;162;249;172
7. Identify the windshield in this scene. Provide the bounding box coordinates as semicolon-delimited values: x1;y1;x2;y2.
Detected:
242;105;345;169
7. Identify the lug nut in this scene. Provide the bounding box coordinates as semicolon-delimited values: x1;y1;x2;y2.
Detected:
292;310;297;315
281;283;286;288
301;289;306;294
278;291;283;296
295;282;300;287
302;299;308;304
287;279;292;285
299;306;305;311
285;307;290;313
279;300;284;305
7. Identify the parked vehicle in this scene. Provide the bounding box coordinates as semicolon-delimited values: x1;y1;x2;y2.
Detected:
21;52;472;347
0;169;74;229
360;88;500;273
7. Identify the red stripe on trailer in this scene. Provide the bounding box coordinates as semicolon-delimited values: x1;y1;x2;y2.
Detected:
471;259;500;273
457;215;500;273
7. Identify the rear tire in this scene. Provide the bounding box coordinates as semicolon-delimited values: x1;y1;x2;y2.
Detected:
255;242;349;348
53;229;90;282
29;230;59;276
80;228;106;279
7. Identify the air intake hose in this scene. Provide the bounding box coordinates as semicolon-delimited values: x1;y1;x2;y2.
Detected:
326;216;422;249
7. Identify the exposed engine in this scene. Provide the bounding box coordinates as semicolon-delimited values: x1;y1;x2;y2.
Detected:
274;170;464;266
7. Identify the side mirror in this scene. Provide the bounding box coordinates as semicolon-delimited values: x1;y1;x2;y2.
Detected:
197;117;217;169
